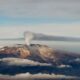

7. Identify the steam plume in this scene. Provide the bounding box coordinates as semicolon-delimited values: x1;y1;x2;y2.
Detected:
24;31;34;45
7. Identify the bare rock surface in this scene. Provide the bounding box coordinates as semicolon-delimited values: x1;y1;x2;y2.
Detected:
0;44;80;65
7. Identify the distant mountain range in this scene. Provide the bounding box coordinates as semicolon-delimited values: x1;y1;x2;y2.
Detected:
0;31;80;41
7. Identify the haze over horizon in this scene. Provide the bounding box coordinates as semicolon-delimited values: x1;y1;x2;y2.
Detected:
0;0;80;38
0;1;80;80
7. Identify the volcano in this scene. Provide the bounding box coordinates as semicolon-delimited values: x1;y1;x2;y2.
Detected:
0;44;80;79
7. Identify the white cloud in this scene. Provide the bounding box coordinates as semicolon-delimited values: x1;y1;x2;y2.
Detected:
0;73;78;80
69;58;80;63
57;64;71;68
0;58;52;66
75;58;80;62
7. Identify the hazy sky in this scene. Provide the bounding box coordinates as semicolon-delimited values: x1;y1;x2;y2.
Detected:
0;0;80;38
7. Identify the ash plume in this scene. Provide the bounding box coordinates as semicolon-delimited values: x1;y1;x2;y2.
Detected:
24;31;34;45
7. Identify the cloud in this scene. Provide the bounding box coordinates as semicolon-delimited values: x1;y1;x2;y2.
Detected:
0;0;80;19
0;58;52;66
57;64;71;68
69;58;80;63
0;73;79;80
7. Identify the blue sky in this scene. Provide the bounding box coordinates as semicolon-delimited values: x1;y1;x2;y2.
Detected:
0;16;80;25
0;0;80;38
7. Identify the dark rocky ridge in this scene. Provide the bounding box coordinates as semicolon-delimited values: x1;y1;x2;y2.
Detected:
0;44;80;66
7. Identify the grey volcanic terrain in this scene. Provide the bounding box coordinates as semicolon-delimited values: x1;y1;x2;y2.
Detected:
0;44;80;80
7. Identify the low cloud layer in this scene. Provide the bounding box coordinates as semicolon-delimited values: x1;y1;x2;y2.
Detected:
0;73;79;80
0;58;80;79
0;58;52;66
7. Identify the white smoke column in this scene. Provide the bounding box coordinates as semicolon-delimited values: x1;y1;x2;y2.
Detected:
24;31;34;45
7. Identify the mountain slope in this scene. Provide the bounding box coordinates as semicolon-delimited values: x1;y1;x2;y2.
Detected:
0;44;80;66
